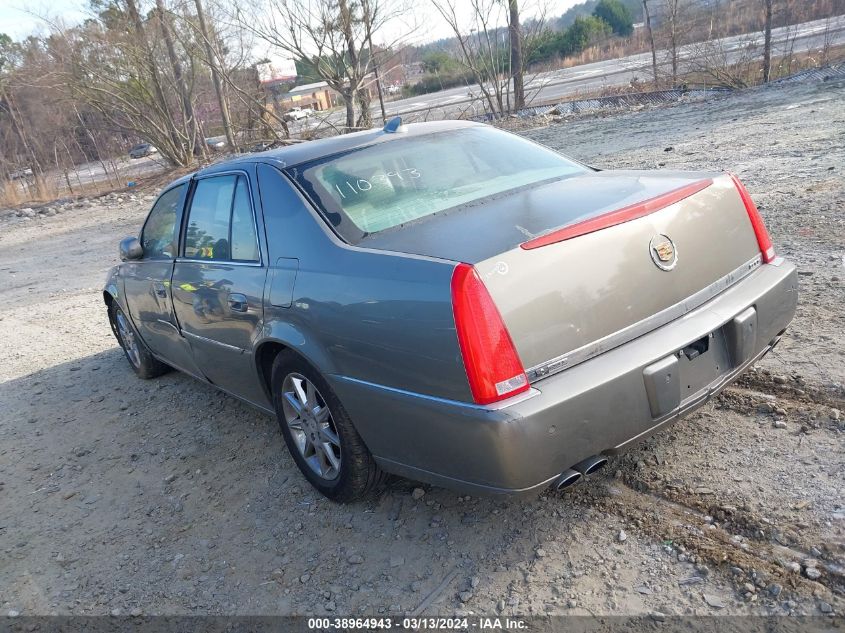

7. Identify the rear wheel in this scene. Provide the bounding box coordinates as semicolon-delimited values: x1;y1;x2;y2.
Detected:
109;303;169;379
271;351;385;502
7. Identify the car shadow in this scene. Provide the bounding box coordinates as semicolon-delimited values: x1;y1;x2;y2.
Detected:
0;343;619;615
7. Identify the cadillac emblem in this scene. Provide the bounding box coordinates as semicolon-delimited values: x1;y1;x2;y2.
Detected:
649;234;678;270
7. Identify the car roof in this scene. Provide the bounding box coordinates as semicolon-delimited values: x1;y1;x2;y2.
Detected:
169;120;483;185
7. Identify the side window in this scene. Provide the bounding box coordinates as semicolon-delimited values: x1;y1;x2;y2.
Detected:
231;177;259;262
184;175;259;263
141;184;185;259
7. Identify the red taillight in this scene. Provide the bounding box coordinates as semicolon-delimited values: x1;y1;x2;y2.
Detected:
451;263;529;405
730;173;775;263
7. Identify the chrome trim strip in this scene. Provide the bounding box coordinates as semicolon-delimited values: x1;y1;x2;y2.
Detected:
175;258;263;268
182;329;246;353
332;375;541;411
526;254;763;382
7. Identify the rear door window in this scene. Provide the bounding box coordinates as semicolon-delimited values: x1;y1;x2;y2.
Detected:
230;176;260;262
183;175;259;262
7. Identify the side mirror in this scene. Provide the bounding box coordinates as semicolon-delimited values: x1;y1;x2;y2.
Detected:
119;236;143;261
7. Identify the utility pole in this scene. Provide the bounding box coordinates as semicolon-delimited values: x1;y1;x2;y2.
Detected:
642;0;658;86
508;0;524;111
762;0;773;83
362;0;387;124
194;0;236;149
368;35;387;124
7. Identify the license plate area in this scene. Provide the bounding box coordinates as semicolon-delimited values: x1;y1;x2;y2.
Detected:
643;329;733;418
677;331;731;404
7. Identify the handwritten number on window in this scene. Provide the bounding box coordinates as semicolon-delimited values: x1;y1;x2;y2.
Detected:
333;169;421;199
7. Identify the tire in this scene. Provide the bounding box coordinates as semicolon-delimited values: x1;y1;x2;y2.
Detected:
271;350;385;502
109;302;170;379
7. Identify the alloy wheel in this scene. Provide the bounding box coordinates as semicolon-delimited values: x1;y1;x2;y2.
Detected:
115;309;141;369
281;373;342;480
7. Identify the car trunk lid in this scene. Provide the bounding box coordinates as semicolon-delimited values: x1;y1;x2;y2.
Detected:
475;172;763;375
362;170;763;376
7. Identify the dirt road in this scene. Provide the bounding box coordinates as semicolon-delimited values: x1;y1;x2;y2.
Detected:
0;77;842;619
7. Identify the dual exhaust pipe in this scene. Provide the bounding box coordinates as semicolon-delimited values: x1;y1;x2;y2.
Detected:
553;455;608;491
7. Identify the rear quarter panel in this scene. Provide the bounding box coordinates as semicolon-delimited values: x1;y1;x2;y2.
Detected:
256;163;469;402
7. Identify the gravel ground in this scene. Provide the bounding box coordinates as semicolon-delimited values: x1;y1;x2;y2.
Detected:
0;77;843;619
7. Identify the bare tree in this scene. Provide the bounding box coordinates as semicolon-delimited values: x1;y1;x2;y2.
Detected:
430;0;512;117
429;0;551;117
663;0;681;85
338;0;371;129
819;15;835;67
233;0;361;131
48;1;199;166
762;0;773;83
155;0;201;155
195;0;235;148
234;0;407;132
124;0;179;146
642;0;658;86
0;32;129;200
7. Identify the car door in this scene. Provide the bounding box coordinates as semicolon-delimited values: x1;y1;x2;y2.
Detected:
122;183;204;377
171;169;268;404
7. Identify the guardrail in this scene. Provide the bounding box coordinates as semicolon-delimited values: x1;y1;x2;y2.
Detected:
768;62;844;85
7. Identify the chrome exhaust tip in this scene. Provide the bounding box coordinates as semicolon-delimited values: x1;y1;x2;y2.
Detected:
554;469;582;490
573;455;609;476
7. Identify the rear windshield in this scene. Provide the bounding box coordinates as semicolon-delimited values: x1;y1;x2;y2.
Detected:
287;126;587;242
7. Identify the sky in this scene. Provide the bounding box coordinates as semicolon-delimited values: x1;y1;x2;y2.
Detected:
0;0;89;40
0;0;583;46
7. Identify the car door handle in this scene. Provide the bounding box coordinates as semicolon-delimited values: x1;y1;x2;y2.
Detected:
153;282;167;298
227;293;248;313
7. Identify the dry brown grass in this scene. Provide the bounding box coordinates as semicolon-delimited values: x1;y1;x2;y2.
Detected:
683;44;845;88
0;176;61;208
0;160;202;209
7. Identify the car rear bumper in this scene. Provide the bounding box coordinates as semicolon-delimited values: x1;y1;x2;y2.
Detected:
328;259;798;496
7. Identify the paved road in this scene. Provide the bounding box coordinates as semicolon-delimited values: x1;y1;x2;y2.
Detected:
311;14;845;125
12;154;167;202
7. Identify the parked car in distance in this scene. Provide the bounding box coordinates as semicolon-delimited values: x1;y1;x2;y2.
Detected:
104;118;797;502
9;166;34;180
205;137;228;152
248;140;279;153
284;106;313;122
128;143;158;159
387;84;401;95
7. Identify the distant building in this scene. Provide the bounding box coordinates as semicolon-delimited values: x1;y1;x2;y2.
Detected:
271;77;384;113
278;81;341;112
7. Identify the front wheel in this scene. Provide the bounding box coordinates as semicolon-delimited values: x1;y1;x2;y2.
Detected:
271;351;385;502
109;303;169;379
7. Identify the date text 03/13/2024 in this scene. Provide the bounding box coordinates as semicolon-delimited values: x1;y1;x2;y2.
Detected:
307;617;528;630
